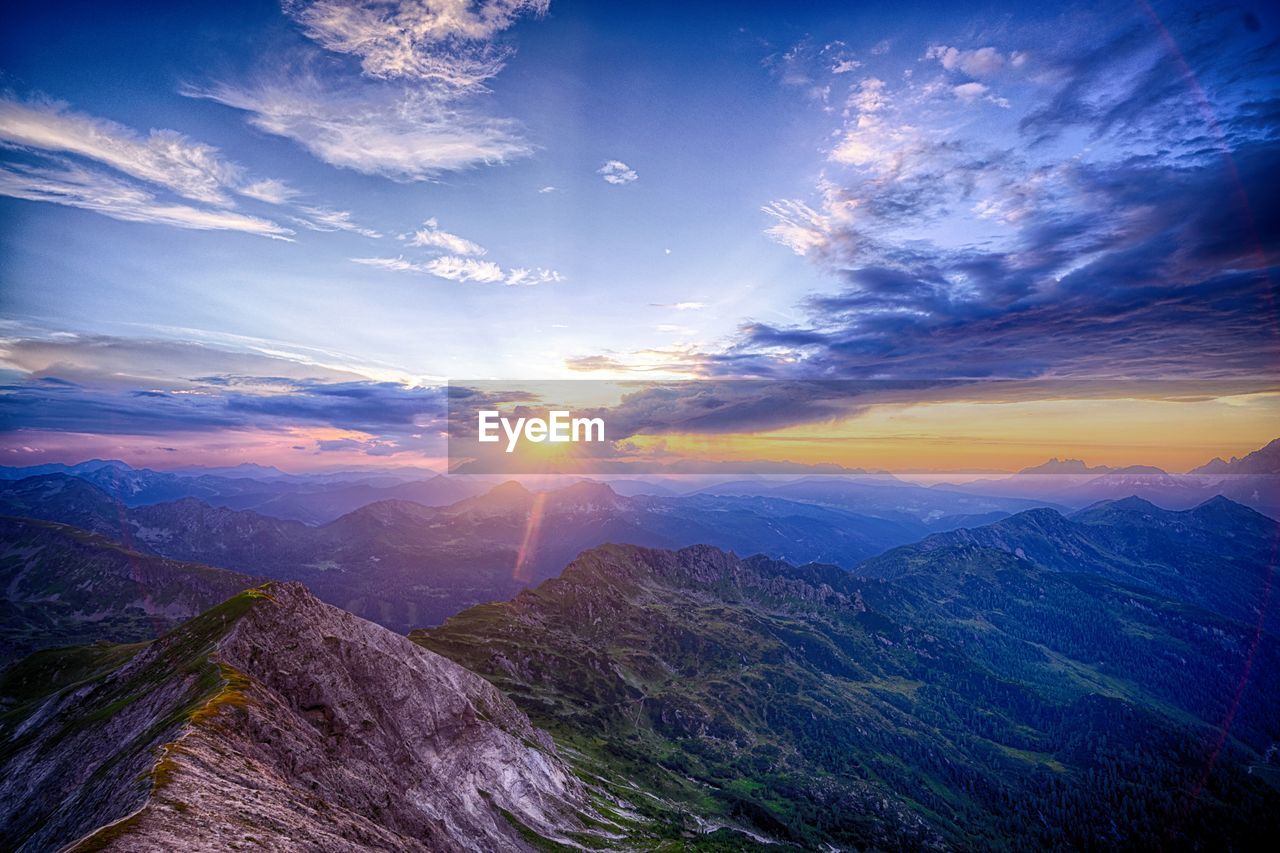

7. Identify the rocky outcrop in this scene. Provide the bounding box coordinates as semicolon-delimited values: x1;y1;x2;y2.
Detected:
0;583;616;851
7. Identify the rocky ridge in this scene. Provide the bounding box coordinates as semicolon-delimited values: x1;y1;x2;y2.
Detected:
0;582;618;851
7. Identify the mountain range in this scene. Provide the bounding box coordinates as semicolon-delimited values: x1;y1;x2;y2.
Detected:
943;452;1279;516
0;460;490;524
0;475;1042;634
415;498;1280;847
860;495;1280;634
2;441;1275;527
1;449;1277;848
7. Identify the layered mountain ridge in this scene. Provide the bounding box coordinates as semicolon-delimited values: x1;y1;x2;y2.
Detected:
0;474;994;633
0;460;488;524
416;500;1280;848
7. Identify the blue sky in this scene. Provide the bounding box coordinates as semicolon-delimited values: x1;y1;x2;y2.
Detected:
1;1;1277;469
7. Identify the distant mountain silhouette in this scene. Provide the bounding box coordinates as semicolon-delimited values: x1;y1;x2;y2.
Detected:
0;460;488;523
1191;437;1280;475
1018;457;1115;474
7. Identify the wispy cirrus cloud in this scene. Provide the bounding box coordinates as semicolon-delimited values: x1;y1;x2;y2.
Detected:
0;159;293;238
0;99;250;205
185;78;533;180
352;254;560;285
764;37;864;104
357;215;559;284
0;329;385;390
0;97;297;237
187;0;550;180
650;301;707;311
238;178;300;204
292;205;382;238
407;217;485;255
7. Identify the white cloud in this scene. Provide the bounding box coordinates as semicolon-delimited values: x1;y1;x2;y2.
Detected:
503;266;561;286
0;160;293;239
182;1;549;181
762;198;837;256
286;0;549;89
358;213;557;284
832;59;862;74
239;178;299;204
420;255;505;282
830;112;913;172
352;254;560;285
293;206;382;238
408;218;485;255
0;96;310;238
651;301;706;310
762;180;864;258
846;77;888;114
953;81;989;103
537;185;558;193
944;81;1010;108
0;98;259;206
925;45;1019;78
598;159;637;185
185;80;532;180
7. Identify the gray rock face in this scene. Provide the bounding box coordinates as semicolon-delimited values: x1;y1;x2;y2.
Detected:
1;583;609;851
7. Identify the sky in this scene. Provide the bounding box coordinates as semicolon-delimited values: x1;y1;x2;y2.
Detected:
0;0;1277;473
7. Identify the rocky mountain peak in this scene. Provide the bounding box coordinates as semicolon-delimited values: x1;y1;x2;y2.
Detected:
1018;457;1111;474
445;480;534;517
550;480;621;508
488;480;533;500
1189;437;1280;475
1;582;617;852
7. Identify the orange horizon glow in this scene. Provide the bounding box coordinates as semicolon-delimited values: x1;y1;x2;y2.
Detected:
2;392;1276;475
